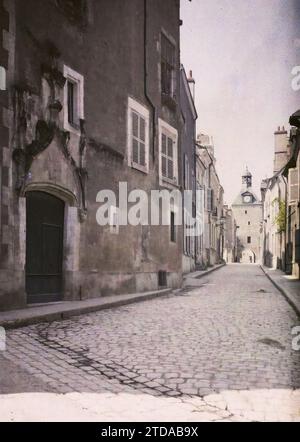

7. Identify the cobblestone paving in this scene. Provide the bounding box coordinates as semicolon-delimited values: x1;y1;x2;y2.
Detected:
1;264;300;421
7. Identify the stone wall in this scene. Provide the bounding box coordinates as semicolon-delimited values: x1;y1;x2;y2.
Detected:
0;0;183;310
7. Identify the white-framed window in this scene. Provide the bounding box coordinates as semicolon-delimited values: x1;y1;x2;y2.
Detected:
63;65;84;133
127;97;150;174
158;118;178;186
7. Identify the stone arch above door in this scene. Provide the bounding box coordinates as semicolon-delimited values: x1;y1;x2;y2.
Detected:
23;182;78;207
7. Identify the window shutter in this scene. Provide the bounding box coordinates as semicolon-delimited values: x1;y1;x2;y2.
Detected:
162;156;167;177
289;167;299;204
167;159;174;179
132;139;139;164
167;137;173;157
139;117;145;142
131;111;147;167
132;111;139;138
162;134;167;154
160;129;177;182
140;142;146;166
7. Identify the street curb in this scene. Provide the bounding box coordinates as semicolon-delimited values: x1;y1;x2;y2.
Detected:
0;288;173;330
195;262;226;279
260;265;300;318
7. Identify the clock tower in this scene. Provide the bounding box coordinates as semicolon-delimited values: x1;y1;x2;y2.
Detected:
231;168;263;264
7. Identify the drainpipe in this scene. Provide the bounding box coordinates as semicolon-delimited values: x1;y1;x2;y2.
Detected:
144;0;156;161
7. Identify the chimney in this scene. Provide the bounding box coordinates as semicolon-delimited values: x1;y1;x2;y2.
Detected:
273;126;289;174
187;69;195;101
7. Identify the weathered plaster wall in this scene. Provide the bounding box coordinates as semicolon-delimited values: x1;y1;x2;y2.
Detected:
1;0;183;309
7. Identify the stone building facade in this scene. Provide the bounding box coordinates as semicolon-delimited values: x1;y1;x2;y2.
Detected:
0;0;183;310
180;67;197;274
261;173;286;270
196;133;224;267
284;111;300;279
261;117;300;279
232;169;262;264
261;127;289;270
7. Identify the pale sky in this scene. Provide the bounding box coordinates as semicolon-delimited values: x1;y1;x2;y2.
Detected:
180;0;300;204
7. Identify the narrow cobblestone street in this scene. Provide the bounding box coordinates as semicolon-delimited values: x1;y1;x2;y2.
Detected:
1;264;300;421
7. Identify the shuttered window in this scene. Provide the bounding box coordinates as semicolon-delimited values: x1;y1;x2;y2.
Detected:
289;167;299;204
161;133;174;180
131;110;146;167
127;97;149;173
159;119;178;185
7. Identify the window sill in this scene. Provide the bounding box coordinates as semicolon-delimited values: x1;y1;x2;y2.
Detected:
131;162;149;175
64;121;81;135
160;176;179;189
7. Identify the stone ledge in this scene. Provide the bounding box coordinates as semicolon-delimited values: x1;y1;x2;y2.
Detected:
261;265;300;317
0;288;173;330
184;263;226;280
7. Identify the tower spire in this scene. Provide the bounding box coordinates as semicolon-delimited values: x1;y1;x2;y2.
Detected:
242;166;252;188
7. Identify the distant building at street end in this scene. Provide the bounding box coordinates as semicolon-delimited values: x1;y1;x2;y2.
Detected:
232;168;263;264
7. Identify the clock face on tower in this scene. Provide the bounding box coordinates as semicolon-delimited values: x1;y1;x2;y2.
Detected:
244;195;251;203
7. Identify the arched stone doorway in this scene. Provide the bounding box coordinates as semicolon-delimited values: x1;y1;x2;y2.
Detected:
26;191;65;303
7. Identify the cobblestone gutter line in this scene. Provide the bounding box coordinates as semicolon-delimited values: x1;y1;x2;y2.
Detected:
24;322;184;398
